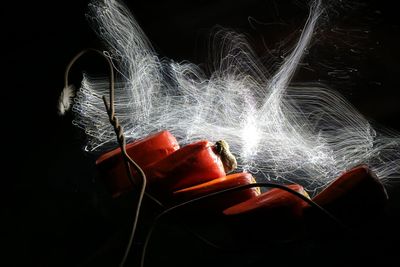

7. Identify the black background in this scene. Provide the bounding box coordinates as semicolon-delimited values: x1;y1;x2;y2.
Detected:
4;0;400;266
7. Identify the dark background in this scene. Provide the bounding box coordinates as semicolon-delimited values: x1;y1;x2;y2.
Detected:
4;0;400;266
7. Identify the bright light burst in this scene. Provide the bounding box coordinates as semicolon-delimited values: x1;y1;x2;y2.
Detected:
70;0;400;194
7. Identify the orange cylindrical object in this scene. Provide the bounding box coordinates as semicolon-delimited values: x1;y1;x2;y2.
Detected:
310;165;388;224
144;140;226;192
223;184;309;217
223;184;309;241
173;172;260;210
96;130;180;197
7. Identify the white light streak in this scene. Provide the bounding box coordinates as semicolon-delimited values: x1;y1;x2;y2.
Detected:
70;0;400;194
